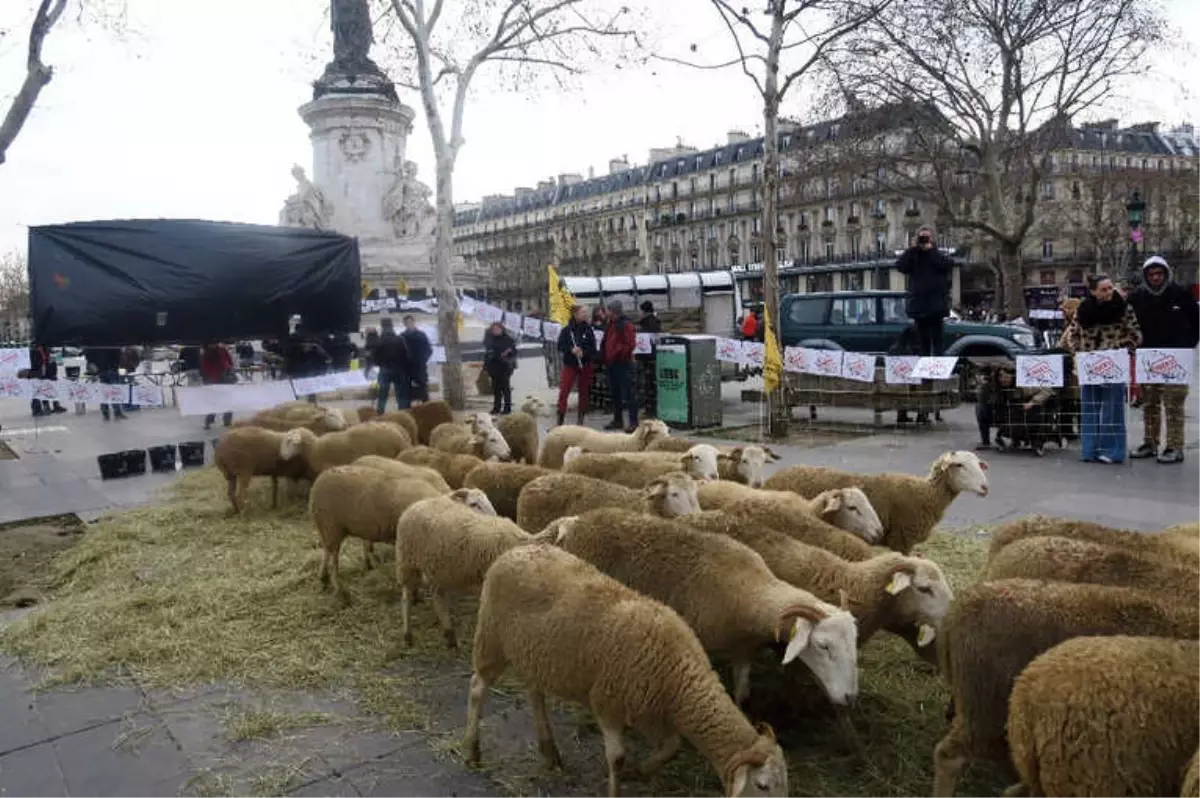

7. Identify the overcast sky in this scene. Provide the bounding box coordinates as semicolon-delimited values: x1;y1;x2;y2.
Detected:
0;0;1196;256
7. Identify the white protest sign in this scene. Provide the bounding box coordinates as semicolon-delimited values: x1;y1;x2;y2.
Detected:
522;317;543;340
176;380;296;417
542;321;562;342
803;348;844;378
1016;354;1064;388
129;383;165;407
715;338;743;363
911;356;958;380
1135;348;1193;385
28;379;59;401
478;304;504;323
1075;349;1131;385
97;383;130;405
0;375;29;398
334;370;369;389
635;333;654;355
503;312;523;335
60;380;95;404
782;346;807;373
292;374;341;396
458;296;477;316
884;356;922;385
0;348;30;373
740;341;765;368
431;346;447;364
594;330;604;347
841;352;876;383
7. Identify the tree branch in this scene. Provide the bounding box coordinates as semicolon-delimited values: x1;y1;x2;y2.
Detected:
0;0;68;166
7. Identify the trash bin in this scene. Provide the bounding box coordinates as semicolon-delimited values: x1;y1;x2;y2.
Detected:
655;335;722;430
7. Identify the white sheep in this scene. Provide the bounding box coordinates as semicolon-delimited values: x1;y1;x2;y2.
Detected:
351;454;451;493
538;418;671;468
763;451;989;554
279;421;412;478
546;508;859;708
560;443;722;488
429;421;512;461
716;445;779;487
705;484;884;546
464;543;789;797
396;446;485;489
516;471;700;534
214;425;311;514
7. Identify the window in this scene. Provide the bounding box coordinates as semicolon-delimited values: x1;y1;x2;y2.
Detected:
873;198;886;217
1040;270;1056;285
672;182;679;199
798;238;810;263
709;174;716;191
1071;181;1081;200
1041;239;1054;260
751;244;762;261
824;240;835;259
1041;181;1055;199
729;169;736;188
751;164;760;184
875;269;891;290
799;212;809;229
1067;269;1084;284
752;217;761;234
831;296;874;324
824;205;834;222
689;178;696;195
844;271;865;291
709;223;716;239
806;273;833;293
875;230;887;254
788;298;826;325
881;296;906;323
849;202;859;219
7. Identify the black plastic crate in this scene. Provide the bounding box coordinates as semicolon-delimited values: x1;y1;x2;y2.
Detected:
178;441;205;468
97;452;126;480
147;444;177;473
123;449;147;476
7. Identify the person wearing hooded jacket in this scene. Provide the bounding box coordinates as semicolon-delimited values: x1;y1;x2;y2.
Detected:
1128;255;1199;464
601;299;638;431
894;225;953;356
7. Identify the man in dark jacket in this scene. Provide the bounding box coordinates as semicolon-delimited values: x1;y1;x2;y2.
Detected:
895;225;953;356
401;315;433;401
84;347;126;421
484;321;517;414
602;299;638;431
638;301;662;334
1128;255;1199;464
374;317;411;413
556;304;598;426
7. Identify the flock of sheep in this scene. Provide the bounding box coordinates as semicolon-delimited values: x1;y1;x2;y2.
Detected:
210;396;1200;798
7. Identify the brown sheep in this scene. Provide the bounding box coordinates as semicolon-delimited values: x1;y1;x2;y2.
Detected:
987;515;1199;571
494;409;540;465
351;454;451;493
515;471;700;534
1183;749;1200;798
407;400;454;445
396;445;484;489
279;421;412;478
723;493;879;561
214;426;309;513
462;462;551;521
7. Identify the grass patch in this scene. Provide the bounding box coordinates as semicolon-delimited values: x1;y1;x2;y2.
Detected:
0;514;84;608
0;467;1005;796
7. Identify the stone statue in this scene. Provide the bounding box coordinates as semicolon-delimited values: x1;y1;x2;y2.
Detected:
313;0;397;101
382;158;436;239
280;164;334;231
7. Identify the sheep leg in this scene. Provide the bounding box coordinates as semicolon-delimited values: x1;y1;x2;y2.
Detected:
225;475;240;514
596;716;627;798
327;542;350;605
932;720;969;797
430;587;457;649
270;476;279;509
233;474;253;515
731;660;752;707
1001;784;1029;797
362;540;375;570
462;671;492;766
400;583;415;647
528;688;564;770
637;732;681;777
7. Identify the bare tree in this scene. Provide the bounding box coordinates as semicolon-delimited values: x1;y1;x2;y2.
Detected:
0;250;29;338
1;0;67;166
824;0;1168;317
664;0;889;436
376;0;639;409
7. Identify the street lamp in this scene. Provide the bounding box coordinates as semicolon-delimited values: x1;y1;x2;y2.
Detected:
1125;190;1146;288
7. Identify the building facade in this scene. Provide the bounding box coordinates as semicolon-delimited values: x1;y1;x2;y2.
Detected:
453;115;1197;313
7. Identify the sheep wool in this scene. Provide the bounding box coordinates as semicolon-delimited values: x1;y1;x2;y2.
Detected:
430;422;512;461
214;425;310;513
549;508;859;708
1183;749;1200;798
462;462;552;521
494;410;540;465
988;515;1200;572
464;543;789;798
561;445;721;488
515;471;700;534
538;418;671;469
279;421;412;478
308;465;442;596
407;400;455;445
351;454;451;493
932;579;1200;797
396;446;484;489
1007;636;1199;798
395;489;523;649
763;451;989;554
375;410;420;445
723;492;881;560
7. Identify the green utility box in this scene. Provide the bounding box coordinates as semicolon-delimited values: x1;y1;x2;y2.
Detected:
655;335;722;429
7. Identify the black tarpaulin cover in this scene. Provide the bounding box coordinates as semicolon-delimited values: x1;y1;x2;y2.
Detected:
28;219;362;346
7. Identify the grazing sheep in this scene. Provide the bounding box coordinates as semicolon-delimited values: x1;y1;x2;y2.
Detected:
214;426;310;513
464;543;789;798
394;489;522;648
516;471;701;534
932;579;1200;797
984;534;1200;603
1184;749;1200;798
408;400;455;445
561;444;722;488
356;405;378;422
696;480;767;510
233;404;348;435
396;445;484;489
461;462;551;521
721;488;884;550
376;410;420;445
539;418;671;469
519;394;547;416
429;422;513;461
1006;636;1199;798
988;516;1200;570
351;454;451;493
279;421;412;478
494;408;541;465
308;465;442;596
763;451;990;554
546;508;859;707
682;511;950;649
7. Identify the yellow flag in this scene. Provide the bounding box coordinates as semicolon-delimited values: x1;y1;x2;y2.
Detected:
547;265;575;325
456;311;465;333
763;305;783;394
396;278;409;296
361;280;372;299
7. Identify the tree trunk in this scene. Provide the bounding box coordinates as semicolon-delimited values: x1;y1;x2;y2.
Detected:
999;244;1027;319
761;6;786;438
433;156;464;409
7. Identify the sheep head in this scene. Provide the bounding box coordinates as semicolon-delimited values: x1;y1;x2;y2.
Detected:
466;412;495;433
810;488;883;543
320;407;347;431
718;445;770;487
279;427;317;460
775;601;859;706
931;451;989;497
879;556;953;647
642;472;701;518
532;515;578;545
679;444;721;482
520;395;547;417
448;488;498;516
562;445;586;465
632;419;670;447
724;726;789;797
472;426;512;462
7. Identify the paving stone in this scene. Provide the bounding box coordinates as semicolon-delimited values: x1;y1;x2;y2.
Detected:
30;685;148;738
53;716;192;798
0;741;69;796
0;665;52;755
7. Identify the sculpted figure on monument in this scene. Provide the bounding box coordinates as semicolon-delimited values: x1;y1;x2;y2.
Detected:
281;164;334;231
331;0;374;69
382;158;436;239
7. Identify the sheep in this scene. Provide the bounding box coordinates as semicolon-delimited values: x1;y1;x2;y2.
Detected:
987;516;1200;570
463;543;789;798
461;462;551;521
515;471;700;534
1006;635;1199;798
407;400;455;444
932;579;1200;797
279;421;412;478
539;418;671;469
213;425;310;513
396;445;485;489
1184;749;1200;798
429;421;513;461
351;454;451;493
984;534;1200;604
308;465;442;597
376;410;420;445
494;404;542;465
763;451;990;554
394;488;524;648
645;441;781;484
546;507;859;708
233;404;348;435
719;487;884;550
681;510;950;650
560;444;722;488
356;405;378;422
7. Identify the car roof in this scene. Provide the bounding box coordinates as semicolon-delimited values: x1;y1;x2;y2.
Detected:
783;291;904;298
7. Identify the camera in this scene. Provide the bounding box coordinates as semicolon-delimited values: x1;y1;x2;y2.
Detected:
917;233;932;245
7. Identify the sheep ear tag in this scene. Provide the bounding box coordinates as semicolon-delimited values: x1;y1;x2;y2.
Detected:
782;619;812;665
885;572;912;595
917;624;937;647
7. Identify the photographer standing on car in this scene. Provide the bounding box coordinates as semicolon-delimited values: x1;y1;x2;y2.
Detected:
895;225;954;356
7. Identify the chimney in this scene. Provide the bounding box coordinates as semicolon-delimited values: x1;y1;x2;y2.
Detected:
587;165;595;179
514;187;533;199
1082;119;1119;132
608;156;630;175
1128;122;1161;134
536;179;555;191
727;130;751;144
558;173;583;186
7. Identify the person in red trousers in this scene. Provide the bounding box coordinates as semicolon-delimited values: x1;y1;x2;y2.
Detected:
555;304;598;426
